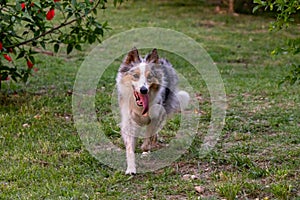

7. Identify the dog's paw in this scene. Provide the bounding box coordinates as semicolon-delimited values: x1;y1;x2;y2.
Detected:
125;167;136;175
141;141;161;152
141;143;149;152
125;164;136;175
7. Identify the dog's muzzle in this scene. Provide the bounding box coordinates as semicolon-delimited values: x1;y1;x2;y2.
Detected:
134;86;149;116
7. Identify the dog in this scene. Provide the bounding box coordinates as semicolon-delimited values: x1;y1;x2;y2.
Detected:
116;47;190;174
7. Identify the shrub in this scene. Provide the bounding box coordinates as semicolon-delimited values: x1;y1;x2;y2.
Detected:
0;0;122;89
253;0;300;85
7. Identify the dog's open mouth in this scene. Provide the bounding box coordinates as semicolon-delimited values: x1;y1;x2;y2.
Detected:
134;91;149;116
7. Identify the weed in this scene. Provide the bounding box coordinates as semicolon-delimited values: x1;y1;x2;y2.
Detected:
270;182;292;200
216;182;242;200
230;153;255;169
248;166;269;179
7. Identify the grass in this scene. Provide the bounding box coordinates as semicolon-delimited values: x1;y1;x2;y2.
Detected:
1;0;300;199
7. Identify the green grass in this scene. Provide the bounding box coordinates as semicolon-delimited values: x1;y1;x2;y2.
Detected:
1;0;300;199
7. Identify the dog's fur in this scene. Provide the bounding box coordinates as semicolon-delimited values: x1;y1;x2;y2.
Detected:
116;48;190;174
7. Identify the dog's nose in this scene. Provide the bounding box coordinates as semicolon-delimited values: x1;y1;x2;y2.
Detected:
140;86;148;94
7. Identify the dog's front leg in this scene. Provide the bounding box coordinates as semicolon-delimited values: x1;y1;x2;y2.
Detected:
122;126;139;175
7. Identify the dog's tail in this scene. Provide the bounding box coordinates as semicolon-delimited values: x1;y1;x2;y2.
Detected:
176;91;190;110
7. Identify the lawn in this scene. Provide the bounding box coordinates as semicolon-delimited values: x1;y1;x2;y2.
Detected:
0;0;299;199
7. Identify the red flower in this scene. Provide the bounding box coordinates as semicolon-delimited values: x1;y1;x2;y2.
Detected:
0;42;2;51
30;2;35;7
27;59;34;69
21;3;26;10
33;68;39;72
54;0;60;2
3;54;12;62
46;8;55;20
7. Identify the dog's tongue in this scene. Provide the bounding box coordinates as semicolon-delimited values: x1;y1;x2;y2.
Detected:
140;93;149;116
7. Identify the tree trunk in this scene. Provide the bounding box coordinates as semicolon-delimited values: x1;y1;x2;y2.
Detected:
228;0;234;13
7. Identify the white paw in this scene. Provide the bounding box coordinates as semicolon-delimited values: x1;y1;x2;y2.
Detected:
125;167;136;175
141;151;150;158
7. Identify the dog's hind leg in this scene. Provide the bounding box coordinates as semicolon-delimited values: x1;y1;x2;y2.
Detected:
141;104;166;152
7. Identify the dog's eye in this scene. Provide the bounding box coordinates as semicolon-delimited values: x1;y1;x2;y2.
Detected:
147;74;153;81
133;74;139;79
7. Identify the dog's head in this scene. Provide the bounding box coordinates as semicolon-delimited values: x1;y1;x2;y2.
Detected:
119;48;163;116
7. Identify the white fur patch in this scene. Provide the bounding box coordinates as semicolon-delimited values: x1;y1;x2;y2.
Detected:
136;62;148;90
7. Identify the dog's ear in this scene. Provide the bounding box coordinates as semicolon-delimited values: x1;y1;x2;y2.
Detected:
146;48;159;64
120;47;141;73
124;47;141;65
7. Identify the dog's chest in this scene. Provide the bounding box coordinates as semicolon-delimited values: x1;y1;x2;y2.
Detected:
130;111;151;126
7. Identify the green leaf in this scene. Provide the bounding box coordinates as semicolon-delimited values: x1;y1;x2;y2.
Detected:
67;44;73;54
33;2;41;9
96;36;102;43
0;66;11;71
94;27;103;36
17;50;26;59
93;7;97;15
0;73;8;81
75;44;82;51
72;0;77;7
54;43;60;53
253;5;262;13
67;10;73;20
21;71;29;83
22;31;29;36
34;30;41;37
32;41;37;47
40;41;46;49
29;56;35;64
88;35;95;44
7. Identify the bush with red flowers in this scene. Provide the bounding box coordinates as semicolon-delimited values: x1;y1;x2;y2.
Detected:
0;0;123;89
